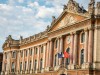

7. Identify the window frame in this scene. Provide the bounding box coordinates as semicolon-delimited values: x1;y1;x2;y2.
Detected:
81;49;84;65
80;32;85;43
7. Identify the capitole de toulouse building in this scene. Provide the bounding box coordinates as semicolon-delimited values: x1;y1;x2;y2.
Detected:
1;0;100;75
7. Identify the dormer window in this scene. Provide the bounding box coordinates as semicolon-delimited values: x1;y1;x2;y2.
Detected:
81;33;85;43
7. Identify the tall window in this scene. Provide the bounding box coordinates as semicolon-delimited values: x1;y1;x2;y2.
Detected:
4;63;6;71
41;46;43;53
25;61;27;71
35;48;38;54
54;54;57;66
55;40;58;48
81;33;85;43
20;62;22;71
40;59;43;70
12;51;16;58
26;50;28;57
11;62;15;72
81;49;84;64
66;48;70;65
34;60;37;71
5;53;7;59
29;61;32;70
30;48;32;56
21;51;23;57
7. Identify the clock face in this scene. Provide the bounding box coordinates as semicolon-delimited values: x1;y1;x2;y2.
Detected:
67;36;70;44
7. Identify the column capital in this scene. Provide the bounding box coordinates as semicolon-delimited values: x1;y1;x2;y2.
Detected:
70;32;74;35
88;27;94;30
84;28;88;32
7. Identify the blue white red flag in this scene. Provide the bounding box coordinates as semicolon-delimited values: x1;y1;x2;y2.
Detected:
58;52;63;58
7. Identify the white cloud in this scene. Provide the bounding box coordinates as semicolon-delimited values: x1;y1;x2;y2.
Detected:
18;0;24;3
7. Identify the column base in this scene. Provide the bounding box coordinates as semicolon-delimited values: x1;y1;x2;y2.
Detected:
1;71;4;75
85;62;93;69
54;65;60;71
70;64;76;69
93;62;100;70
44;67;49;72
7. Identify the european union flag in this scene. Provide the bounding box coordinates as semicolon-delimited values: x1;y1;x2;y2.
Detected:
58;52;63;58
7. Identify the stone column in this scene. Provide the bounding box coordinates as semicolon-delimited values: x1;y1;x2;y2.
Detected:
88;28;94;63
49;39;53;67
73;32;78;65
37;46;40;70
2;53;5;72
31;47;34;70
84;29;89;63
59;36;64;66
57;37;60;66
22;50;24;71
26;49;29;71
46;41;49;67
70;33;74;64
43;44;46;69
16;51;20;73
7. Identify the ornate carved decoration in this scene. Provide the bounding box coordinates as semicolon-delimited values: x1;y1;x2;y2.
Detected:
66;0;87;13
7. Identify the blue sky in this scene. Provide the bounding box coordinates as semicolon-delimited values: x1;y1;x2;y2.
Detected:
0;0;99;52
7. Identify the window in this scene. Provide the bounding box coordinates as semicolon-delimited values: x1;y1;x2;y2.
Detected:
30;48;32;56
21;51;23;57
20;62;22;71
11;62;15;72
81;49;84;64
34;60;37;71
66;48;70;65
35;48;38;54
29;61;32;70
4;63;6;71
12;51;16;58
40;59;43;70
55;40;58;48
25;61;27;71
5;53;7;59
54;54;57;66
41;46;43;53
26;50;28;57
81;33;85;43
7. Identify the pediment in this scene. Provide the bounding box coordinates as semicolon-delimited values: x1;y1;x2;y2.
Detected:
49;11;88;32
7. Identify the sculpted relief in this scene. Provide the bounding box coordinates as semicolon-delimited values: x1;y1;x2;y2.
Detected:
65;15;76;25
58;15;76;29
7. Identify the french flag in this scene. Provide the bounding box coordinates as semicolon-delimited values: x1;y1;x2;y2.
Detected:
58;52;70;58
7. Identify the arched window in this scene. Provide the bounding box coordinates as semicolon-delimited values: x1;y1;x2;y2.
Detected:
54;54;57;66
40;59;43;70
81;49;84;64
34;60;37;71
55;39;58;48
81;33;85;43
66;48;70;66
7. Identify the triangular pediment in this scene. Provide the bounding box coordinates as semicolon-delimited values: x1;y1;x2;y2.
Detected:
49;11;88;32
